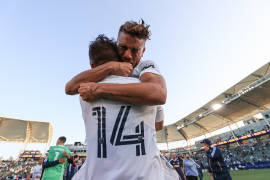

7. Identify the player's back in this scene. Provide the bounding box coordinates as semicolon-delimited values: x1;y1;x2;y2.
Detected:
74;75;178;180
42;145;71;180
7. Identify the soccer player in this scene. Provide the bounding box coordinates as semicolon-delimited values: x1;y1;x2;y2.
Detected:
65;20;165;131
70;35;179;179
200;139;232;180
41;136;71;180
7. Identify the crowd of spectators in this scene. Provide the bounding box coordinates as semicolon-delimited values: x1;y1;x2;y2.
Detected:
0;157;85;180
0;159;36;179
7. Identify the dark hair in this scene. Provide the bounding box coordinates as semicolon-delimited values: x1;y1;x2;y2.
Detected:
89;34;120;66
119;19;151;40
58;136;66;143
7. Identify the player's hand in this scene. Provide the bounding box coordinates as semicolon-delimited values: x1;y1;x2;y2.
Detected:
79;82;100;102
109;61;133;77
58;157;65;164
63;151;70;159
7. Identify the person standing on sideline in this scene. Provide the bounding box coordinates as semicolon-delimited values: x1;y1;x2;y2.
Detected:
170;153;185;180
26;157;43;180
183;154;200;180
178;155;186;180
200;139;232;180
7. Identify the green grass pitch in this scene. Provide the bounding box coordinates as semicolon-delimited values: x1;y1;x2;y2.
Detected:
202;169;270;180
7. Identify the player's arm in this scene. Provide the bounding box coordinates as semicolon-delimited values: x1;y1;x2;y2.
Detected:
79;72;166;105
155;121;164;131
101;72;166;105
63;151;74;165
65;61;133;95
42;157;65;168
194;161;200;168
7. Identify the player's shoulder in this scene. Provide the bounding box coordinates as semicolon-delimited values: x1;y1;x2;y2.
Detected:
131;60;161;78
136;60;159;71
49;145;56;150
64;146;71;153
157;105;163;111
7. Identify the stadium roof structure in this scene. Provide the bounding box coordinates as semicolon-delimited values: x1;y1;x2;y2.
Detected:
157;62;270;143
0;116;53;144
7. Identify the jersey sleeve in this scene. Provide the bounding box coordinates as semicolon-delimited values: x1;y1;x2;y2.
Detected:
138;60;161;78
42;159;59;168
130;60;161;78
155;105;164;122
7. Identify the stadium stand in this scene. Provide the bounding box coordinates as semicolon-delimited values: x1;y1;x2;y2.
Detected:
0;153;40;179
164;115;270;172
0;117;53;157
157;62;270;144
65;142;87;159
0;117;52;179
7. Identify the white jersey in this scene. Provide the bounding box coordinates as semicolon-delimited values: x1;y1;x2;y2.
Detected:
130;60;161;78
131;60;165;124
156;105;164;123
30;164;42;180
73;76;178;180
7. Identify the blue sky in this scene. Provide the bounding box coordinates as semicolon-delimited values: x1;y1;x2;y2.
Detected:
1;0;270;158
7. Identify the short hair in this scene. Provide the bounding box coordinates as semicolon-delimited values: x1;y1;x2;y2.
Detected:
58;136;66;143
89;34;119;66
119;19;151;40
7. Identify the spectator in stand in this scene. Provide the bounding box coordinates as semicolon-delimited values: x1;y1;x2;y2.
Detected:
200;139;232;180
183;154;199;180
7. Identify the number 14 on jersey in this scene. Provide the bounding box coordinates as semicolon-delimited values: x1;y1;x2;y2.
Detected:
92;106;146;158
